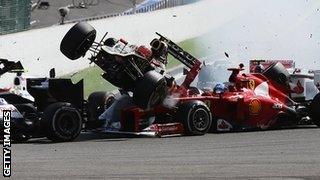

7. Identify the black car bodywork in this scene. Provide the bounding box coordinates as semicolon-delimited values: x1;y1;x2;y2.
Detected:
0;59;106;142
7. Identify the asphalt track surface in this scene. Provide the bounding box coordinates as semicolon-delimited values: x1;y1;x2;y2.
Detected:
31;0;145;29
5;126;320;179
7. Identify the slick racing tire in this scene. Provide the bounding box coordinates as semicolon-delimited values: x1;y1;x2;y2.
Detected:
86;92;115;129
133;70;167;109
60;22;96;60
43;102;82;142
88;92;115;119
311;93;320;127
178;100;212;135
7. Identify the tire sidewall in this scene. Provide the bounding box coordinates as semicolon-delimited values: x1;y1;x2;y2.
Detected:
60;22;96;60
179;101;212;135
87;92;115;121
133;70;167;109
44;103;82;142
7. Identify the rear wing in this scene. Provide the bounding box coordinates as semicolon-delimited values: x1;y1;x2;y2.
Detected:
27;78;84;111
155;32;202;88
155;32;200;69
0;59;24;76
249;59;295;73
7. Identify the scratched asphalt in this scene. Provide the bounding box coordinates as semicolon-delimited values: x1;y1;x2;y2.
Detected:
1;126;318;179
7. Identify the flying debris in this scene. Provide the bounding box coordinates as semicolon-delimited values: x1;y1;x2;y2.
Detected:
224;52;229;58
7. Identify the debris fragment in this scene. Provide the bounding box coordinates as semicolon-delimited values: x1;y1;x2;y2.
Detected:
224;52;229;58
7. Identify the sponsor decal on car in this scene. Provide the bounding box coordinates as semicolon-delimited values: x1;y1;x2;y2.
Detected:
293;80;304;94
249;98;262;115
144;123;184;136
248;79;255;90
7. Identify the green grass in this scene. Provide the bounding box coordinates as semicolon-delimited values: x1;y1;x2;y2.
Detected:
62;66;116;99
167;37;209;68
63;36;204;98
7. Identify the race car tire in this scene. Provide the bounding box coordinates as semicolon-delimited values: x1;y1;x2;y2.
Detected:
133;70;167;109
311;93;320;127
86;92;115;129
60;22;96;60
178;100;212;135
43;102;82;142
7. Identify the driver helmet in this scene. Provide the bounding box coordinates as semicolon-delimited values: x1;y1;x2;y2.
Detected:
104;38;118;47
214;83;226;94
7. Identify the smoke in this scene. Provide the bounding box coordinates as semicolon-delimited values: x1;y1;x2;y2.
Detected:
162;93;180;108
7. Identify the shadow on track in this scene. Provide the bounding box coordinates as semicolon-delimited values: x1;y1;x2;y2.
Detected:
7;131;153;144
4;125;318;144
209;125;318;134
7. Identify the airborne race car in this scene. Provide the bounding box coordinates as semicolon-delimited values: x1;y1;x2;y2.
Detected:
59;22;320;137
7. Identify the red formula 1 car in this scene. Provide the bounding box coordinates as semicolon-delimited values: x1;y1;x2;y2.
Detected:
60;22;320;137
218;62;320;131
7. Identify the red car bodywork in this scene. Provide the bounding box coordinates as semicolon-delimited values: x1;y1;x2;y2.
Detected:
59;23;319;139
119;63;297;135
113;37;305;136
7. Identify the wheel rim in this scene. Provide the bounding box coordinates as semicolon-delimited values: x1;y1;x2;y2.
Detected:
105;96;115;109
192;108;209;131
56;112;78;136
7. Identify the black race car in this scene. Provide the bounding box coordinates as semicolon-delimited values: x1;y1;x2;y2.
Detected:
0;59;114;142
